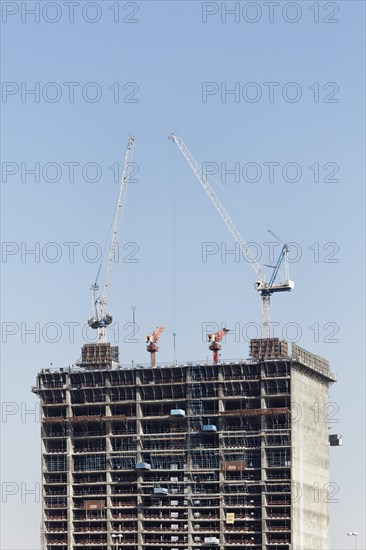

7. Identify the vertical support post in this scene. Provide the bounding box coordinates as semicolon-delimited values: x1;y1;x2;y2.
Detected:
135;370;143;550
65;373;73;549
106;374;112;550
261;294;271;339
260;361;267;550
173;332;177;364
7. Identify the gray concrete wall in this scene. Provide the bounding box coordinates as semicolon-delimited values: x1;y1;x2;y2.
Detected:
291;367;330;550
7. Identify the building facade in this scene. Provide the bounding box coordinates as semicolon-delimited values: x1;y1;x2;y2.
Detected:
33;339;336;550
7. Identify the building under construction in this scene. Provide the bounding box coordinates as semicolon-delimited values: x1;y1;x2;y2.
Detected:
33;338;337;550
33;133;339;549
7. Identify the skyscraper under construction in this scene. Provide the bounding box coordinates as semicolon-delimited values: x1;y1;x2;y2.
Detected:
33;337;337;550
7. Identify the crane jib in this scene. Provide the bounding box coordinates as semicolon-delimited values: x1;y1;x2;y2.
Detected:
88;135;136;343
170;133;294;338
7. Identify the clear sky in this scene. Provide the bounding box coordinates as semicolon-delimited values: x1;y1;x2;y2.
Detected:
1;1;365;548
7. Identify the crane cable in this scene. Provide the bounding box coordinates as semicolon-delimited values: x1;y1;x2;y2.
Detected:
205;174;287;279
171;145;177;361
130;161;137;324
208;172;268;233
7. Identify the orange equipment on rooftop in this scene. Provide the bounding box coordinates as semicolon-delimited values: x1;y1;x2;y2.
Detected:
146;326;165;367
208;328;229;364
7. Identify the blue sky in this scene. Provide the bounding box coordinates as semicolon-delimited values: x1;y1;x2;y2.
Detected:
1;1;365;548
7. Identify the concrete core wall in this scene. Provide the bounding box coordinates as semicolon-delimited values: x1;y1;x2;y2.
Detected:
291;367;330;550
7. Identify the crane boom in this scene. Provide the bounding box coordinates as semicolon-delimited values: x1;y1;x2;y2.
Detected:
169;134;266;283
100;135;135;318
88;135;135;343
170;134;294;339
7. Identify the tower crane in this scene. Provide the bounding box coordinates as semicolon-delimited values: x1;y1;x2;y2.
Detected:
169;134;294;339
146;326;165;367
88;135;135;343
208;328;230;364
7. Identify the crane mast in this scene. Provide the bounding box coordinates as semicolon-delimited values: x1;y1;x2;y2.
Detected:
169;134;294;339
88;135;135;343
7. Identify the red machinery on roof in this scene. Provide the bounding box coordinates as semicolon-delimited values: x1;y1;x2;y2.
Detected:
208;328;229;364
146;326;165;367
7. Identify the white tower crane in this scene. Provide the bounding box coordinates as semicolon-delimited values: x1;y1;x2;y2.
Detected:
88;135;135;343
169;134;294;339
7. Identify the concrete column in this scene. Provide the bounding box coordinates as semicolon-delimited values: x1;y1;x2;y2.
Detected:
65;373;73;550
